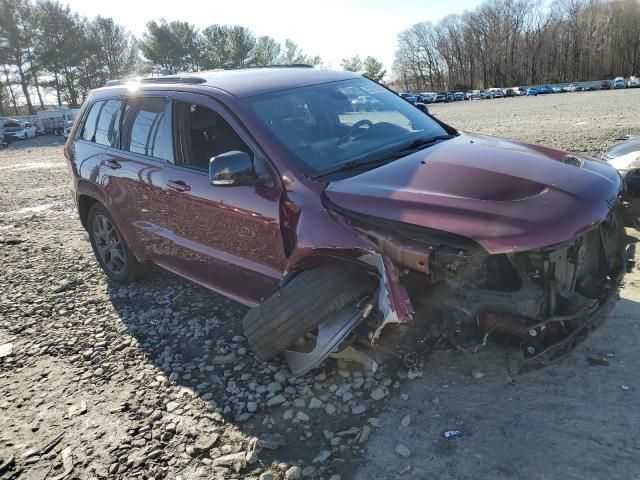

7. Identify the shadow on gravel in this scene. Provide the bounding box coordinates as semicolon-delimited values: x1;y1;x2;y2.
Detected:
103;267;404;478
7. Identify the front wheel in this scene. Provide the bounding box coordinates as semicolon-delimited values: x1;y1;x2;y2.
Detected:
87;204;146;283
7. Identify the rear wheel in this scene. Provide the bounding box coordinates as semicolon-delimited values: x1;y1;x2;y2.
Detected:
87;204;146;283
243;267;375;362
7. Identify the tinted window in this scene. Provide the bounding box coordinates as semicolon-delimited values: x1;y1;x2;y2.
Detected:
121;97;173;161
95;99;122;147
173;102;251;171
81;100;104;142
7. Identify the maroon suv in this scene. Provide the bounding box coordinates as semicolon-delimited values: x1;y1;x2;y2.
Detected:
65;67;632;375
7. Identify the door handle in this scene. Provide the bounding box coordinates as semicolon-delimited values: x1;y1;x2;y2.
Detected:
166;180;191;192
104;159;121;169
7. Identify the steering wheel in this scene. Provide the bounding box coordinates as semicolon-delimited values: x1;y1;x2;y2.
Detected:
338;119;374;145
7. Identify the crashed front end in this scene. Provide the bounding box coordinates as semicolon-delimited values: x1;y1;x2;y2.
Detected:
327;201;631;372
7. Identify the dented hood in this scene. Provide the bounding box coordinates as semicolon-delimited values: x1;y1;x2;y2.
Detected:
325;133;622;253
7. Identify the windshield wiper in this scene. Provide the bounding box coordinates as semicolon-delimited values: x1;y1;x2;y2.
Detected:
395;134;457;153
312;157;393;180
312;134;456;180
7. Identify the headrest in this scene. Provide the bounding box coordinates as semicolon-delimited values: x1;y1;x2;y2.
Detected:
190;106;218;130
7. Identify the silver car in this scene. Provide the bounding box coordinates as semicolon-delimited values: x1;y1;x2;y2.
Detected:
603;136;640;229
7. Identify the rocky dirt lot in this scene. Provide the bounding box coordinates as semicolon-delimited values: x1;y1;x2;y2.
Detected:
1;89;640;480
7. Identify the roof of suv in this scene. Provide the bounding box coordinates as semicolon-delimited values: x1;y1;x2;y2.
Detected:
105;67;361;99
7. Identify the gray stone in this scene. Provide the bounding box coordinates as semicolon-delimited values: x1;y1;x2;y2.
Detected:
285;466;302;480
324;403;336;415
267;394;286;406
352;404;366;415
395;443;411;458
0;343;13;358
166;401;180;413
401;414;411;427
308;397;323;409
312;450;331;463
370;387;386;401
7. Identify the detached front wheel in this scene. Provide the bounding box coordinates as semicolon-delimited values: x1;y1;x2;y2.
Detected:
87;204;146;283
243;267;375;362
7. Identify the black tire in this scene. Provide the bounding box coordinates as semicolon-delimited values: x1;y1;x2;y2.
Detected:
243;268;374;362
87;203;146;283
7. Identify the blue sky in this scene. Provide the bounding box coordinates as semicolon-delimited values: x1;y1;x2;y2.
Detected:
66;0;482;72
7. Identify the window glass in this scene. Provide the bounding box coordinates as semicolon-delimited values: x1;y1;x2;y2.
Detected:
173;102;252;171
94;99;122;147
245;77;449;178
121;97;173;161
81;100;104;142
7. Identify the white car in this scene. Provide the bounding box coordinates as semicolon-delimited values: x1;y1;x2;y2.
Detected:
62;120;74;139
2;121;37;140
613;77;626;89
628;76;639;88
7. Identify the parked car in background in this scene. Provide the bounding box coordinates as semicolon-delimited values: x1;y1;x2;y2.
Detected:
453;92;465;101
64;67;631;376
352;95;385;111
504;88;514;97
399;92;418;104
538;86;554;94
552;87;563;93
567;84;579;92
2;120;37;140
446;92;456;102
526;87;538;96
62;120;74;139
434;92;448;103
488;88;504;98
480;89;492;99
613;77;626;89
601;80;611;90
602;136;640;229
466;90;481;100
417;92;437;103
628;76;639;88
511;87;526;96
0;131;7;148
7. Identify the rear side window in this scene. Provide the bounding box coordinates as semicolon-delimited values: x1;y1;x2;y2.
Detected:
121;97;173;161
94;99;123;147
81;100;104;142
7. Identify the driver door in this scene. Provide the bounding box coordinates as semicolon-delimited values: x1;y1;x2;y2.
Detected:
160;93;286;306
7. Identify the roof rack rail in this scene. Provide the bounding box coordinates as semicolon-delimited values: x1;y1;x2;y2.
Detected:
139;76;207;84
104;76;207;87
247;64;314;69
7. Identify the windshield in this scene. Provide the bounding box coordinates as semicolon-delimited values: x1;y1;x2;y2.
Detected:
4;124;22;132
245;78;449;178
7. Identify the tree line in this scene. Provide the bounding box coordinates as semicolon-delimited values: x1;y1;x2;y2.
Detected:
0;0;328;114
393;0;640;92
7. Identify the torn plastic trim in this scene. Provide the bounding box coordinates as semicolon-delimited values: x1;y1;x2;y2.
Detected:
283;300;373;376
362;252;414;345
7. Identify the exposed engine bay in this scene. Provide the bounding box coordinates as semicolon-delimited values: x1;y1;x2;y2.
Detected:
322;203;634;375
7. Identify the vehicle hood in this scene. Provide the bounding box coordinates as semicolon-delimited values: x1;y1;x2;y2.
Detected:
325;133;623;254
604;137;640;171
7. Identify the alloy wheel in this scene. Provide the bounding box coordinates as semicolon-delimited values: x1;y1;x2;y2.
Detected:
92;214;126;275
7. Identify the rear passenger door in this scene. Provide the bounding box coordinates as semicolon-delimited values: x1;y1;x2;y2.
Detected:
160;94;286;305
99;96;173;259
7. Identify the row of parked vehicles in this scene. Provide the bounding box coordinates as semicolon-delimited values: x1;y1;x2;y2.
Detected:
400;75;639;104
0;117;74;146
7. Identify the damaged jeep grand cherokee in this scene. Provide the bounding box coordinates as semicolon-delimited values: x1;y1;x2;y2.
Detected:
65;67;634;376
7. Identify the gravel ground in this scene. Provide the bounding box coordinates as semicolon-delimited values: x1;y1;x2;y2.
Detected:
1;89;639;480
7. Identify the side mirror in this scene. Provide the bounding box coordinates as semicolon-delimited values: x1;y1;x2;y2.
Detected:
209;151;256;186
